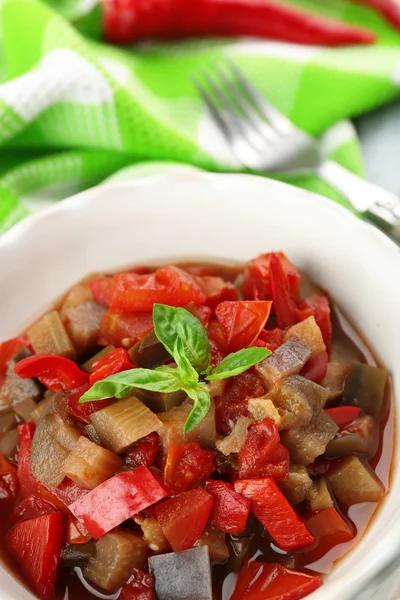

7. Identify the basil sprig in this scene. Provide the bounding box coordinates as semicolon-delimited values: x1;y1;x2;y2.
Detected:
80;303;271;432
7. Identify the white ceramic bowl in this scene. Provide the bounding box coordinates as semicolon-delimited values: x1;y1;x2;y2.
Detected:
0;169;399;600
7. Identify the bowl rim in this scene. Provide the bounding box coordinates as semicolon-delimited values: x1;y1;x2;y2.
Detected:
0;168;399;600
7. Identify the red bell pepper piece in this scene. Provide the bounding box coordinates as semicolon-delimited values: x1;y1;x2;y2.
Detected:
269;252;298;329
205;480;250;535
90;347;135;384
125;432;162;468
301;351;328;384
355;0;400;29
0;334;31;376
65;513;91;545
8;511;63;599
215;371;264;436
238;418;289;480
7;496;57;530
69;466;167;539
305;507;354;562
215;300;272;352
231;560;323;600
297;295;332;351
53;477;88;506
89;276;114;308
14;354;89;392
99;310;154;347
155;488;213;552
120;568;155;600
243;252;301;303
234;477;314;551
0;455;19;502
110;266;205;312
197;275;239;308
103;0;375;46
325;406;362;429
67;384;116;424
163;442;216;495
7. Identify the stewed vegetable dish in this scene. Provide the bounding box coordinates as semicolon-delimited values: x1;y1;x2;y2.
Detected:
0;252;392;600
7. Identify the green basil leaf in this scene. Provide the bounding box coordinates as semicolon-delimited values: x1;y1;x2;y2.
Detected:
206;347;271;381
174;338;199;386
80;367;183;403
153;304;210;373
183;386;211;433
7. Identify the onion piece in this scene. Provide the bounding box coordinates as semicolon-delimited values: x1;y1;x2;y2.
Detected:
62;436;123;490
216;417;252;456
28;311;76;359
255;337;312;389
279;464;313;505
90;396;162;454
327;456;385;506
85;530;147;593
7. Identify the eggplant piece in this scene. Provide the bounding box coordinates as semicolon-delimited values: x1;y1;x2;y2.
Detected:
149;546;212;600
86;530;147;593
62;436;123;489
158;399;216;452
59;284;94;321
327;456;385;506
130;330;170;369
325;415;378;458
62;542;95;567
30;397;51;425
0;428;18;457
267;375;328;431
31;391;81;488
0;349;41;414
134;388;186;413
13;397;37;422
284;316;326;357
84;423;102;445
0;411;17;434
135;516;171;554
81;345;115;373
248;397;281;427
306;476;333;511
279;464;312;506
227;536;252;572
28;311;76;359
281;409;338;466
64;302;105;358
216;416;252;456
322;362;349;400
90;396;162;454
343;363;388;419
195;526;229;563
255;337;312;389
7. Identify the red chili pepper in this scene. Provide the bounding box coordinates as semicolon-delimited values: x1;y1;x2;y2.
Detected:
125;432;162;468
231;560;323;600
103;0;375;46
90;347;135;385
269;252;298;329
0;335;31;376
325;406;362;429
163;442;216;495
301;351;328;384
205;480;250;535
238;418;289;480
234;477;314;551
14;354;89;392
155;488;213;552
215;300;272;352
297;295;332;351
8;511;63;599
355;0;400;29
99;310;154;347
69;467;167;539
120;569;155;600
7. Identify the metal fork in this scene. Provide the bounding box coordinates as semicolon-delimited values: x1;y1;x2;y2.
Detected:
193;60;400;243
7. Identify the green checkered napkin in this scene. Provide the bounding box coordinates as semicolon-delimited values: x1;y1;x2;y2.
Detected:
0;0;400;233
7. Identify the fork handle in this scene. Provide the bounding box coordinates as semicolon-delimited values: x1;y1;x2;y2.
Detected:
317;160;400;243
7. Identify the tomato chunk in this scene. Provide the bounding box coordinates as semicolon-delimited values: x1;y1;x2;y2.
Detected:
238;418;289;480
125;432;161;468
325;406;362;429
205;480;250;535
269;253;298;328
89;277;113;308
99;310;154;347
197;275;239;308
67;384;116;424
301;351;328;384
215;372;264;435
163;442;216;495
8;512;63;599
243;252;301;303
110;266;205;312
215;301;272;352
69;467;167;539
257;328;284;352
297;295;332;351
120;569;155;600
235;478;314;551
155;488;213;552
231;560;322;600
90;347;135;384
